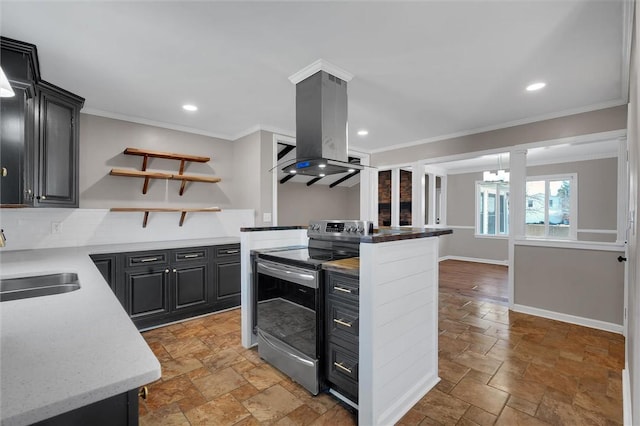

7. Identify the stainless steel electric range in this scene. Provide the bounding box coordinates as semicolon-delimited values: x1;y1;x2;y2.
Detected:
252;220;373;395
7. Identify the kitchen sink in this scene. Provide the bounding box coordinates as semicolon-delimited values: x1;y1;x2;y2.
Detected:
0;273;80;302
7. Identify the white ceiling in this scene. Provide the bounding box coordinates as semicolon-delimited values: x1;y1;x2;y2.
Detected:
0;1;630;154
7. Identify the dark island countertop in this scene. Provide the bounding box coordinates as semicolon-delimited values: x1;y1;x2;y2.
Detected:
362;227;452;243
240;226;307;232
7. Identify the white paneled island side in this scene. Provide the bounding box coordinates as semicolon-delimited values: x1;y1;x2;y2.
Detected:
240;226;452;426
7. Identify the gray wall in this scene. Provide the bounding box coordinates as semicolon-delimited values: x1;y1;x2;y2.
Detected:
278;182;360;225
372;105;627;166
527;157;618;242
79;114;235;209
444;171;508;261
514;245;624;326
232;131;262;223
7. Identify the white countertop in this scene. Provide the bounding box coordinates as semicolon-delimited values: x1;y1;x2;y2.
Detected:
0;237;238;426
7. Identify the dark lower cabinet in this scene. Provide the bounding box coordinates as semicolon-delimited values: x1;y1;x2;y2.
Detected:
325;271;360;403
174;264;208;310
91;243;241;330
89;253;117;294
126;267;171;321
33;388;138;426
213;244;241;309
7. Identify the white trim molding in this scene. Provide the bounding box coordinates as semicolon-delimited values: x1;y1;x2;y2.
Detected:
514;238;625;252
623;365;632;426
577;229;618;234
512;304;623;335
439;255;508;266
288;59;354;84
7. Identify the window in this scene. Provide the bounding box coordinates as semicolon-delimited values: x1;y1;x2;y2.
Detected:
525;174;576;239
476;182;509;236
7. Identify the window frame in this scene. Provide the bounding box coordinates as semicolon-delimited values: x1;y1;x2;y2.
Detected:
475;180;510;239
525;173;578;241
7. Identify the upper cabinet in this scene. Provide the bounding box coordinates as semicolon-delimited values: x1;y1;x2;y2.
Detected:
0;37;84;207
35;82;83;206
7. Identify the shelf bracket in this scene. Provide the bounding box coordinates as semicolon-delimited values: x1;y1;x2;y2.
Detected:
178;160;187;196
141;155;150;194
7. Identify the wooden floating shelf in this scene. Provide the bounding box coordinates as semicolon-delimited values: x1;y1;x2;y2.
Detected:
110;207;222;228
123;148;210;163
110;168;172;180
111;147;221;195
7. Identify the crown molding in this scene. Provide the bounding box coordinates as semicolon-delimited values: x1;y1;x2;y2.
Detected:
81;108;233;140
288;59;354;85
367;99;627;154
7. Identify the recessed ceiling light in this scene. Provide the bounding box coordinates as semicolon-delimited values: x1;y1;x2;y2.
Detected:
526;82;546;92
290;170;297;174
319;173;326;177
182;104;198;111
318;164;326;169
348;168;355;173
357;129;369;136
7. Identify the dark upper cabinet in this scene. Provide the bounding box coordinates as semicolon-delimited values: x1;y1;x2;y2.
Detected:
34;82;83;207
0;37;83;207
0;82;34;204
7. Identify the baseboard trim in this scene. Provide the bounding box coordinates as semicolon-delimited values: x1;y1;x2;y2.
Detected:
512;304;624;334
623;365;632;426
377;374;440;426
439;255;508;266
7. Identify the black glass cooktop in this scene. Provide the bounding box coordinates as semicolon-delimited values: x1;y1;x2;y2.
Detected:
257;247;357;270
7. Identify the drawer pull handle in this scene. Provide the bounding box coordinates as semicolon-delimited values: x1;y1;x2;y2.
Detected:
225;249;239;254
183;254;200;258
333;318;352;328
334;362;352;374
334;286;352;294
139;257;159;263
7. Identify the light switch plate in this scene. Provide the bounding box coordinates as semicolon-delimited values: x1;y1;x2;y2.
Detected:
263;213;272;223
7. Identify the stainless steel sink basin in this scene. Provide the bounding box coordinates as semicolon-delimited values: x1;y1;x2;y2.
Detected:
0;273;80;302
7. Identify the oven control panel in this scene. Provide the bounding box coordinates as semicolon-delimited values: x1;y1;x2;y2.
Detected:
308;220;374;239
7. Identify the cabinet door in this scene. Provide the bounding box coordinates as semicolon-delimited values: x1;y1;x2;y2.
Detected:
0;83;34;205
90;254;118;295
173;264;208;311
35;84;82;207
125;267;171;321
214;260;241;303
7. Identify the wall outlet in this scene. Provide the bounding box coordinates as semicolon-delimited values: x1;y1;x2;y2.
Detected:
263;212;272;223
51;222;62;234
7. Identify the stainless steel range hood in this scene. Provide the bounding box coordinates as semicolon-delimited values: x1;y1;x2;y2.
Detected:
282;70;363;177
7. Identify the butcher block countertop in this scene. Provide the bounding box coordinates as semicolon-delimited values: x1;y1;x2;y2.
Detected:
323;257;359;276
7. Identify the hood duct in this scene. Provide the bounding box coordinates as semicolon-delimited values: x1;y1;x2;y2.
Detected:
282;70;363;177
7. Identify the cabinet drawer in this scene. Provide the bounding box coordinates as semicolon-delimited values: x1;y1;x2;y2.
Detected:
215;245;240;258
327;343;358;401
173;248;208;263
327;273;359;302
327;299;359;349
124;251;168;268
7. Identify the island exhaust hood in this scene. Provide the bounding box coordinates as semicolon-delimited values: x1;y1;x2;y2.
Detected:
281;66;363;177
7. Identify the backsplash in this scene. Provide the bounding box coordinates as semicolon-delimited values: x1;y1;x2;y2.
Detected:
0;209;254;251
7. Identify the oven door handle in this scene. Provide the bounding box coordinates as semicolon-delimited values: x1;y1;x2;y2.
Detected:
257;260;318;288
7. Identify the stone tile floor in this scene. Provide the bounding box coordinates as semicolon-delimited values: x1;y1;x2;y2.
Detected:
139;260;624;425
